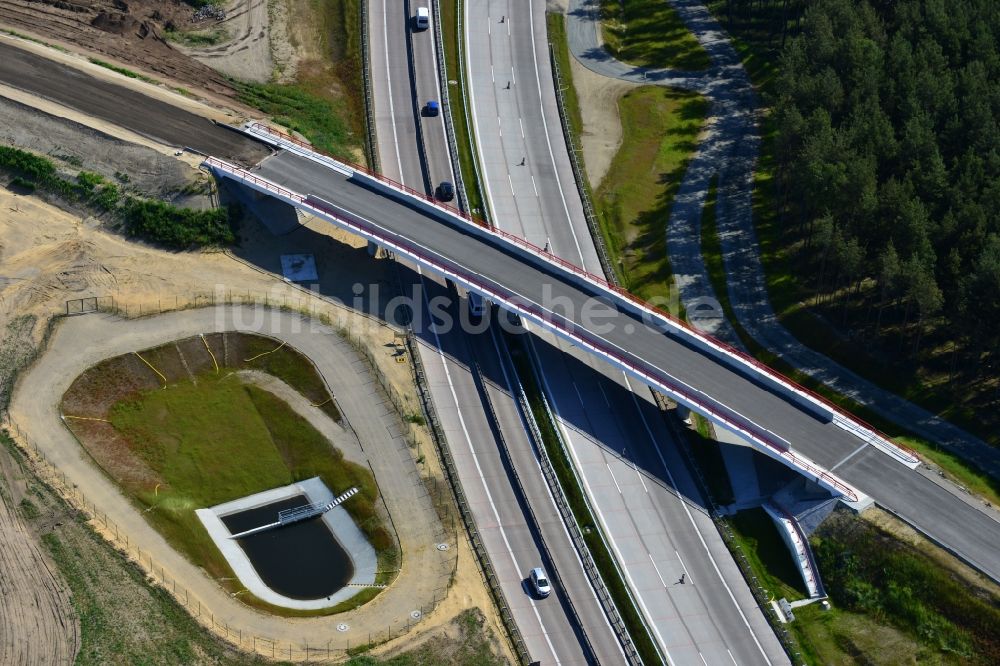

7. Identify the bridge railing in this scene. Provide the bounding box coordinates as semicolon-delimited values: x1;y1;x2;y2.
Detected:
208;159;862;501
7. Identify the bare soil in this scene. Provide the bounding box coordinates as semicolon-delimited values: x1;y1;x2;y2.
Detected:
0;440;80;665
178;0;273;83
0;0;237;98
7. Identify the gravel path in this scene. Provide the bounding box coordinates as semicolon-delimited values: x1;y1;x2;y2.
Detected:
9;306;452;654
565;0;1000;476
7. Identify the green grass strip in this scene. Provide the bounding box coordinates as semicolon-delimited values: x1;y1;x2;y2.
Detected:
508;337;663;665
600;0;711;70
440;0;486;216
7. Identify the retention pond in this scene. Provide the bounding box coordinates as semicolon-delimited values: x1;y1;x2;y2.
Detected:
221;495;354;600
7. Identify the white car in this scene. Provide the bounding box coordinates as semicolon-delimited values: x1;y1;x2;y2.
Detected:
529;567;551;598
414;7;429;30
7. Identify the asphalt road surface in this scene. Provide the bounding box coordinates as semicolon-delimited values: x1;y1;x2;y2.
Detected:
465;2;786;662
0;40;268;165
245;150;1000;587
367;4;617;660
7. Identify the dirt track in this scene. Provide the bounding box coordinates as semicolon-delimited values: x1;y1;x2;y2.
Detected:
0;39;269;165
0;442;80;665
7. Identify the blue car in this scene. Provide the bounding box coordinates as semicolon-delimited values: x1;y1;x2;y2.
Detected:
425;100;440;117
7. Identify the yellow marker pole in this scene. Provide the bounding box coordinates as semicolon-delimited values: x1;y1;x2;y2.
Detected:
133;351;167;388
200;334;219;373
243;340;286;362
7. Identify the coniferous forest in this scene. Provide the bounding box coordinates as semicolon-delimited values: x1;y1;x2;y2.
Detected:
718;0;1000;439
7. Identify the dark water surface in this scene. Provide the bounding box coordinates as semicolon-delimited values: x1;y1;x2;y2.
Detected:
221;495;354;600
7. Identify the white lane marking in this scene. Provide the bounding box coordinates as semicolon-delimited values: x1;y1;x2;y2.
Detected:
598;382;611;407
531;175;539;197
649;554;667;588
511;65;517;86
572;381;584;406
526;334;674;666
527;4;588;268
519;117;525;138
676;550;692;584
507;174;515;196
497;116;503;137
490;64;495;83
634;461;649;493
606;463;623;494
488;16;491;35
831;441;868;471
729;649;739;665
381;0;405;180
485;327;626;663
623;374;773;665
416;268;560;664
700;653;709;666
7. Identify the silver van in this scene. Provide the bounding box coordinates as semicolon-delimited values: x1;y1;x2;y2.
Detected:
414;7;429;30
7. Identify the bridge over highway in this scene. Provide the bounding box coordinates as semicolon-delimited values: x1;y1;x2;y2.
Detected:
210;125;887;503
202;122;1000;586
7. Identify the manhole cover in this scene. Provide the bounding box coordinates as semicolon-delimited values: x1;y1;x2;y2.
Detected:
410;610;421;619
436;543;450;551
337;623;349;632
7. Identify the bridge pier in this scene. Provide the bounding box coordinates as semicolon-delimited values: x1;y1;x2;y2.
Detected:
215;176;303;236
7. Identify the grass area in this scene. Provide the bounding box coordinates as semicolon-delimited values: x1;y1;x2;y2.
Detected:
547;14;584;143
233;81;358;161
100;371;391;611
1;28;69;52
804;512;1000;664
508;337;662;665
88;58;159;85
165;28;228;47
440;0;485;217
231;0;364;162
1;430;259;665
594;86;708;305
346;608;505;665
238;334;341;422
728;508;808;601
601;0;711;71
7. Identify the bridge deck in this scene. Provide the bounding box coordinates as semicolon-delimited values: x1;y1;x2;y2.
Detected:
224;150;1000;582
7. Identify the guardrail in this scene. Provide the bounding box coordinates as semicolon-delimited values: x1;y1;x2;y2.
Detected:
238;103;914;476
661;413;806;665
547;41;617;284
359;0;381;173
505;340;643;665
206;157;860;502
430;0;469;213
472;359;599;664
403;332;532;664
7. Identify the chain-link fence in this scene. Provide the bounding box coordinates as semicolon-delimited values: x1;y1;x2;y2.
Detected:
1;293;471;661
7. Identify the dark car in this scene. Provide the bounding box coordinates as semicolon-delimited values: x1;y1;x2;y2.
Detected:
424;100;440;117
435;181;454;201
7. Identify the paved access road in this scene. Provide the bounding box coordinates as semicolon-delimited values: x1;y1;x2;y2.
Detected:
0;41;268;165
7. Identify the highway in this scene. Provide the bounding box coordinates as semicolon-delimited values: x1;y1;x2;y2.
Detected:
3;22;1000;659
217;146;1000;588
464;1;786;662
366;2;621;662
